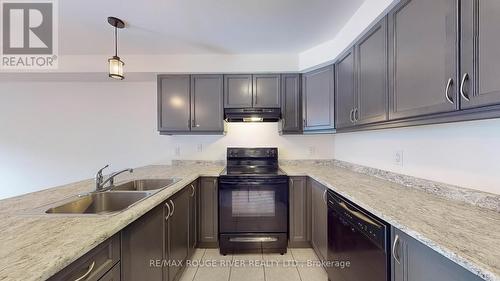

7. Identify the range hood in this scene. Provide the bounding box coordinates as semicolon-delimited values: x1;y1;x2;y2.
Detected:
224;108;281;122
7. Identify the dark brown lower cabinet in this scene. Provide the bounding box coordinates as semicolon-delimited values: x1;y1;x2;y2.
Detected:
100;263;121;281
289;177;310;247
188;180;198;256
310;179;328;262
198;177;218;248
164;186;190;281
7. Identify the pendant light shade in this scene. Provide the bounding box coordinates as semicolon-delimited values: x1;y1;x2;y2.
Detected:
107;17;125;80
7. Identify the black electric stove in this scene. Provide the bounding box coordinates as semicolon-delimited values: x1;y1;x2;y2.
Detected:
218;147;289;255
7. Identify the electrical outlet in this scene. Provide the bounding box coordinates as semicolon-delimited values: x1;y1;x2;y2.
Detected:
394;150;404;166
308;146;316;156
197;144;203;153
174;146;181;157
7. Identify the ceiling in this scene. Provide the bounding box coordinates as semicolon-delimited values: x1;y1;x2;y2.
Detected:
59;0;365;55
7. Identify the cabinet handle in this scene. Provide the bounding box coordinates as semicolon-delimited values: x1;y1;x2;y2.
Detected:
290;178;294;186
74;261;95;281
303;119;307;128
460;73;470;101
323;189;327;204
354;108;359;122
349;108;355;123
190;184;195;197
169;200;175;216
165;202;171;221
445;78;454;104
392;235;401;264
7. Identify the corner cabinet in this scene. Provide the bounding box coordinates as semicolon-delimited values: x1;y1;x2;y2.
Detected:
302;65;335;132
388;0;458;120
335;48;356;129
460;0;500;109
280;74;302;134
391;227;483;281
158;75;224;135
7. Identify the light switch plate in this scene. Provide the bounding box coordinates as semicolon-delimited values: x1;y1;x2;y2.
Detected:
394;150;404;166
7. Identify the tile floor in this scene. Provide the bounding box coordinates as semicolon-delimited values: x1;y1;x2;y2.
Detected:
179;248;328;281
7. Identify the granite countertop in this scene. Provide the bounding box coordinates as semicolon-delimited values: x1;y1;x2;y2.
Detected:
0;160;499;281
280;161;500;281
0;163;224;281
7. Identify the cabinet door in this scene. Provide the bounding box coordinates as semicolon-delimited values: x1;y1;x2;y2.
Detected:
224;74;253;108
356;17;388;125
166;187;190;281
253;74;281;108
310;180;328;261
391;227;483;281
335;48;356;129
99;263;120;281
460;0;500;109
281;74;302;133
289;177;310;247
158;75;191;132
188;181;198;256
198;177;218;247
302;65;335;131
388;0;458;120
190;75;224;132
122;206;163;281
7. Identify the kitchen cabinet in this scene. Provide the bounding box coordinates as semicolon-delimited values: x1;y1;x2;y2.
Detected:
48;234;120;281
224;74;253;108
253;74;281;108
280;74;302;134
356;17;388;125
165;186;190;281
302;65;335;132
335;48;356;129
310;179;328;261
289;176;310;247
188;180;198;256
460;0;500;109
391;227;483;281
224;74;281;108
198;177;218;247
157;75;191;132
157;74;224;134
190;75;224;132
122;206;163;281
99;263;120;281
388;0;458;120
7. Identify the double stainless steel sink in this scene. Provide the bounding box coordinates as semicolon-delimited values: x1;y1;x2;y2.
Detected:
43;178;180;215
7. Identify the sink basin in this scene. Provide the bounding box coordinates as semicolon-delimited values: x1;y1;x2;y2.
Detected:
45;191;152;214
112;178;179;192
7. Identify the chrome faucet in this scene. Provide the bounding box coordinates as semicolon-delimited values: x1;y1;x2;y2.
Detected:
95;165;134;191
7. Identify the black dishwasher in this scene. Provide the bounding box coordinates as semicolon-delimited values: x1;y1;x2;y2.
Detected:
327;190;390;281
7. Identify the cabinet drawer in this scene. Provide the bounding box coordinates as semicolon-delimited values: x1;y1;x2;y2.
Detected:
48;234;120;281
99;262;120;281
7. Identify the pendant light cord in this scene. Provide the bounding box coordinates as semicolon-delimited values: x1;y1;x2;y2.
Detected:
114;26;118;57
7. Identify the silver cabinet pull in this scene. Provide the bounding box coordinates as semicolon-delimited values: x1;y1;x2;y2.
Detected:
190;184;195;197
169;200;175;216
323;189;327;204
165;202;171;221
349;108;355;123
74;261;95;281
392;235;401;264
460;73;470;101
445;78;454;104
354;107;359;122
290;178;294;186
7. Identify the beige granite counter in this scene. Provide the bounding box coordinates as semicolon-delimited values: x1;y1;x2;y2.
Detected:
0;160;499;281
0;163;224;281
280;161;500;281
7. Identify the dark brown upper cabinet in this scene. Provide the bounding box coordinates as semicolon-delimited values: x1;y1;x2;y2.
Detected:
335;48;356;129
224;74;281;108
388;0;458;120
356;17;388;125
158;74;224;135
460;0;500;109
302;65;335;132
280;74;302;134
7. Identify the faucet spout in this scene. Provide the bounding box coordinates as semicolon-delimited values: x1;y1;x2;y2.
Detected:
95;167;134;191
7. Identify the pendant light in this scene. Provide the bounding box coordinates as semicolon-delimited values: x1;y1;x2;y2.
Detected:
107;17;125;80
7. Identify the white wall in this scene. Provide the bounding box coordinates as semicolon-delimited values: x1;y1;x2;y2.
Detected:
333;119;500;195
0;81;333;199
299;0;399;71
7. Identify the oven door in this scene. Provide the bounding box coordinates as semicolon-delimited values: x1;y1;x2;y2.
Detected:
219;177;288;233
